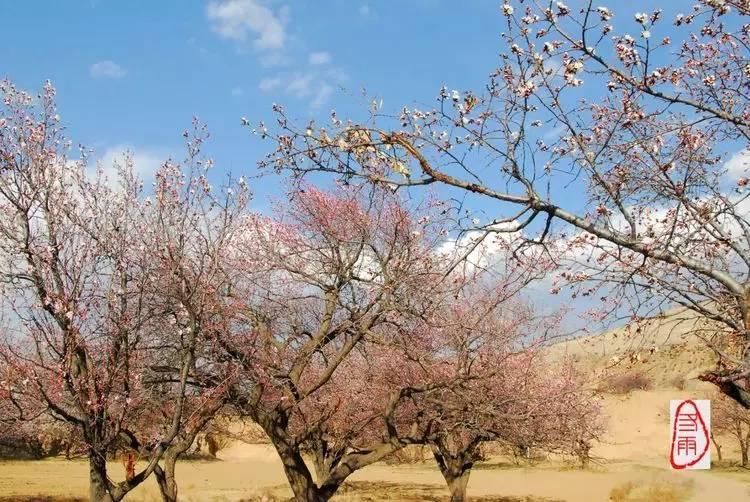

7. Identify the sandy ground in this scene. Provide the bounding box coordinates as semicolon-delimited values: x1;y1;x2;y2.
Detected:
2;318;747;501
2;390;750;501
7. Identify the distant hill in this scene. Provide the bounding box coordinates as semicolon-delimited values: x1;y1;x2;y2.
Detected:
548;307;724;390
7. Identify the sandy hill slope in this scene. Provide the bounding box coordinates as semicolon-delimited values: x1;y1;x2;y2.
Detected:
547;307;720;389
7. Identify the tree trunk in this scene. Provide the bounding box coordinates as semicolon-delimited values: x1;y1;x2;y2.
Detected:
269;434;328;502
711;432;723;461
283;458;326;502
579;451;590;468
741;439;748;467
155;461;177;502
576;439;591;468
309;437;346;486
258;414;404;501
432;446;472;502
154;453;179;502
315;440;407;501
153;431;201;502
312;450;331;484
89;451;114;502
445;470;470;502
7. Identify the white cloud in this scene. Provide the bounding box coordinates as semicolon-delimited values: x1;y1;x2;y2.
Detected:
259;51;288;67
437;223;524;271
95;145;165;186
285;73;315;96
206;0;288;51
311;83;333;108
258;76;283;92
258;69;345;108
89;61;127;79
308;51;332;65
724;149;750;179
359;4;370;16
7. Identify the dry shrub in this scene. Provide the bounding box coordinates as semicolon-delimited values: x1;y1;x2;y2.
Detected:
669;375;687;390
188;432;233;459
609;480;693;502
609;482;636;502
0;420;79;460
206;433;233;457
493;442;548;465
383;445;429;464
601;372;653;395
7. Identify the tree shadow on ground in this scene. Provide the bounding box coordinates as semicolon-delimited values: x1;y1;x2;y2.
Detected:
711;460;750;472
472;460;527;470
247;481;564;501
473;459;606;474
0;498;85;502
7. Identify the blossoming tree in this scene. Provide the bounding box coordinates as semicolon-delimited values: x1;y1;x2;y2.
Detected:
0;81;236;501
220;185;465;501
256;1;750;406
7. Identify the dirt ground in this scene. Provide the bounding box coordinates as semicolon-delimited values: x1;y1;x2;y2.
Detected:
4;319;750;501
0;449;748;501
2;390;750;501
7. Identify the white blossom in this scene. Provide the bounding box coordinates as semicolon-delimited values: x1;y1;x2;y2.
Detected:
596;6;612;21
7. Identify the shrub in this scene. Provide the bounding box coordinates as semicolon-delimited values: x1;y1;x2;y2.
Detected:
669;375;687;391
383;445;429;464
190;432;233;458
601;372;653;395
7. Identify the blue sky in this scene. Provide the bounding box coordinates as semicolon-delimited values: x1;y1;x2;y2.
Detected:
5;1;745;332
3;0;502;204
6;1;737;204
5;0;585;322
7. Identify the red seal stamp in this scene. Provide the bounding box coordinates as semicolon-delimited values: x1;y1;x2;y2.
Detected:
669;399;710;470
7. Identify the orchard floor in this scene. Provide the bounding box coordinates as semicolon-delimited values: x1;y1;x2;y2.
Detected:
2;391;750;501
1;452;749;501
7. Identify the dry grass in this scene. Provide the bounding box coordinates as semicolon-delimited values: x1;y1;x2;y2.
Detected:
709;459;750;472
608;480;693;502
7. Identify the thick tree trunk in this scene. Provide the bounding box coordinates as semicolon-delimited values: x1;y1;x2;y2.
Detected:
283;460;326;502
257;412;405;501
315;440;408;501
269;434;328;502
309;437;345;486
445;470;471;502
89;451;114;502
312;451;331;484
432;446;473;502
741;440;748;467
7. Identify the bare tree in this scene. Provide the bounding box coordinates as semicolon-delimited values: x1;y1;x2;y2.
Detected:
714;391;750;466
